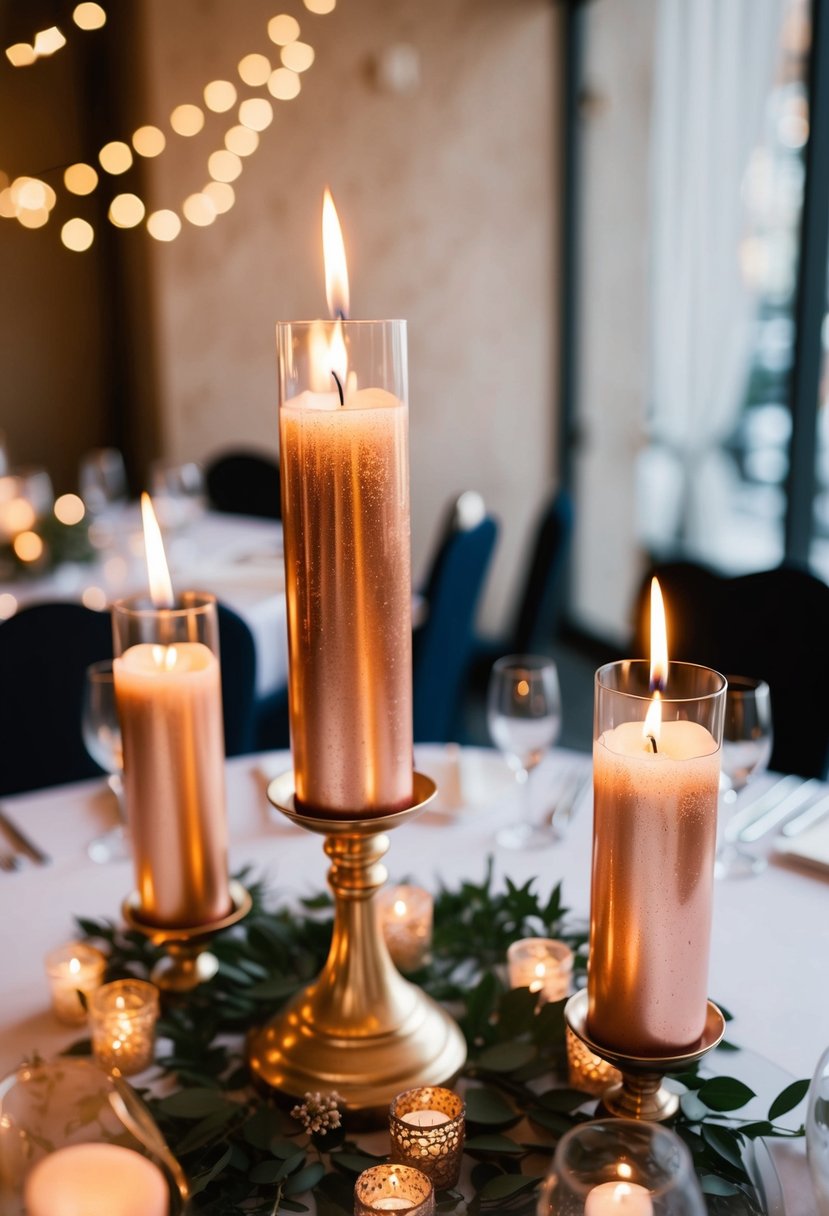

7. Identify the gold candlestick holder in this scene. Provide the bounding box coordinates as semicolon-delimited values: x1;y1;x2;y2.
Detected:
247;772;467;1121
123;880;252;993
564;988;725;1122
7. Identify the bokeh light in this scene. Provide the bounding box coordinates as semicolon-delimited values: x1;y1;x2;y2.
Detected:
170;104;205;137
238;53;271;86
225;125;259;157
146;209;182;241
13;531;44;562
182;193;217;227
99;141;133;174
207;150;243;182
0;593;18;620
203;180;235;214
268;68;301;100
33;27;67;57
238;98;273;131
17;208;49;229
132;125;166;157
6;44;36;68
64;163;98;194
81;586;108;610
73;3;107;30
61;218;95;251
303;0;336;12
109;193;145;228
268;14;300;45
281;41;314;72
204;79;237;113
54;494;85;525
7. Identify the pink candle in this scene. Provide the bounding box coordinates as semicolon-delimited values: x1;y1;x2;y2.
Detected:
24;1143;169;1216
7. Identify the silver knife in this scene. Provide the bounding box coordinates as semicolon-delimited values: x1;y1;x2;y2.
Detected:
738;778;822;843
780;790;829;837
0;807;50;865
725;774;800;839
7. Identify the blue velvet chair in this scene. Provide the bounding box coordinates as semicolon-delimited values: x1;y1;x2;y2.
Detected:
204;449;281;520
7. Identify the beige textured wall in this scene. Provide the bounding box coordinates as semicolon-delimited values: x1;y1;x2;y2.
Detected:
138;0;559;630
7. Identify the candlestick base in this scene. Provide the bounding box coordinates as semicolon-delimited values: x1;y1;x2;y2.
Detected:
564;988;725;1122
122;881;252;993
247;772;467;1122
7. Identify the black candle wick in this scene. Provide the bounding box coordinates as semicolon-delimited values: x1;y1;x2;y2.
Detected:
331;370;344;406
646;733;658;754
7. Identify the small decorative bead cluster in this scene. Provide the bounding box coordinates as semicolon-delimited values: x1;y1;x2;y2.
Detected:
290;1090;342;1135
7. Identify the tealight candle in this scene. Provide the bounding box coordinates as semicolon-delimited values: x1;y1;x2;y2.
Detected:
377;884;433;972
24;1143;169;1216
88;979;160;1076
565;1025;622;1096
45;942;107;1025
584;1180;654;1216
507;937;573;1003
353;1164;434;1216
389;1087;465;1190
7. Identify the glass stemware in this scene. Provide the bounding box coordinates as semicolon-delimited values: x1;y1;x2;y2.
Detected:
807;1045;829;1215
715;674;773;879
487;653;562;850
149;459;206;531
79;447;128;515
82;659;130;864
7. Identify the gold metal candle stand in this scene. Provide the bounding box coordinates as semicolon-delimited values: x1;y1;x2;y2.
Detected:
247;772;467;1120
564;988;725;1122
123;880;252;993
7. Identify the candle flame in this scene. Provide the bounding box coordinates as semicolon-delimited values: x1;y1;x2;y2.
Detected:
643;693;662;749
141;492;174;608
69;957;80;975
649;577;668;692
322;187;349;320
393;899;407;917
330;317;348;388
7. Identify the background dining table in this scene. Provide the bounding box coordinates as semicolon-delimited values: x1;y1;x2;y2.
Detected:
0;743;825;1215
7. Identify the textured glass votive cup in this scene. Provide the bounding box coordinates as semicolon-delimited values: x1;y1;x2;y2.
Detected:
565;1024;622;1096
377;884;433;972
89;979;160;1076
45;942;107;1025
389;1087;465;1191
507;937;573;1003
354;1163;435;1214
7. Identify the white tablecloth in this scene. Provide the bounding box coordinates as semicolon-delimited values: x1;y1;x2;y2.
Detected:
0;746;824;1213
0;511;287;697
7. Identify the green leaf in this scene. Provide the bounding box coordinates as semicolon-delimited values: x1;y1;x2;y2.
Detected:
331;1152;386;1175
536;1088;590;1113
479;1173;539;1201
699;1174;743;1197
175;1107;240;1155
697;1077;756;1112
496;987;540;1037
768;1079;810;1120
248;1151;305;1185
280;1202;310;1213
737;1121;774;1139
157;1088;240;1119
465;1087;518;1127
284;1162;327;1196
465;1134;526;1155
476;1042;538;1073
701;1124;745;1171
189;1145;232;1195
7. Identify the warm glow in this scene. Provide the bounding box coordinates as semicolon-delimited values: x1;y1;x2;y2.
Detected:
69;957;81;975
170;104;205;137
99;141;133;174
204;79;237;112
225;125;259;156
64;162;98;194
643;696;662;750
33;27;67;57
109;193;145;228
393;899;407;917
81;585;107;610
268;14;300;44
237;52;271;86
183;192;217;226
516;678;529;697
268;67;301;100
6;44;36;68
203;180;235;214
140;493;174;608
1;499;36;533
322;187;349;319
54;493;85;525
13;177;47;210
281;41;314;71
649;577;668;692
207;150;242;182
0;189;16;218
238;98;273;131
73;3;107;30
17;208;49;229
13;531;43;562
61;217;95;251
0;593;18;620
132;125;166;157
304;0;336;12
146;210;181;242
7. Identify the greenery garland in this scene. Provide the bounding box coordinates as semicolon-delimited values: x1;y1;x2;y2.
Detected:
70;864;808;1215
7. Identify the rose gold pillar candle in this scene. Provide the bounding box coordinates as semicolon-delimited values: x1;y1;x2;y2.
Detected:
588;580;726;1056
277;315;413;816
112;495;230;928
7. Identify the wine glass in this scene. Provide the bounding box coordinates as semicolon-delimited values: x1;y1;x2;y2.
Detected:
488;654;562;850
82;660;130;864
149;459;206;531
78;448;128;515
715;674;773;879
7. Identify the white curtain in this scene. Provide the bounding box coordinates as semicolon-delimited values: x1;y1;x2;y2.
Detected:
640;0;785;558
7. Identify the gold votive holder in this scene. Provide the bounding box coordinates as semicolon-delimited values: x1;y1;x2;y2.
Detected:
45;942;107;1025
377;884;433;972
566;1024;622;1096
89;979;160;1077
389;1087;465;1191
507;937;573;1003
354;1164;435;1214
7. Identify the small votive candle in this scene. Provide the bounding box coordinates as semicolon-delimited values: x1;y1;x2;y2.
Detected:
507;937;573;1002
89;979;160;1076
584;1180;654;1216
354;1164;435;1215
24;1143;169;1216
389;1087;465;1191
566;1024;622;1096
377;884;433;972
45;942;107;1025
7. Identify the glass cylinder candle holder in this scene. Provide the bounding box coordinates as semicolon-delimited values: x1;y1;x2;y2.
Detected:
566;1024;622;1096
507;937;573;1003
112;591;231;929
89;979;160;1076
589;660;726;1057
45;942;107;1025
354;1164;435;1214
377;884;433;972
389;1087;465;1191
24;1143;169;1216
277;319;414;817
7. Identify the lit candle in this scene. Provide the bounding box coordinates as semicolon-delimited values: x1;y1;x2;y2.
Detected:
45;942;107;1025
565;1025;621;1095
89;978;160;1076
112;494;230;928
353;1164;434;1216
507;937;573;1003
401;1109;447;1127
389;1087;465;1191
584;1180;654;1216
277;189;413;816
588;579;726;1055
377;884;433;972
24;1143;169;1216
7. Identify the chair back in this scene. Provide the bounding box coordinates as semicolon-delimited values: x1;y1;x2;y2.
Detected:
413;497;499;743
632;561;829;779
216;602;258;756
509;488;574;654
205;449;281;520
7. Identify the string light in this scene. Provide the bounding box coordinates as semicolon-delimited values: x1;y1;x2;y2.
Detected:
268;68;301;100
207;150;242;182
203;180;235;214
268;14;300;44
132;126;166;157
109;193;145;227
61;218;95;251
238;53;271;86
238;98;273;131
170;104;205;136
146;210;182;242
73;4;107;31
204;80;237;112
303;0;336;12
182;193;217;226
64;163;98;194
280;41;314;72
33;27;67;57
224;125;259;156
99;142;133;174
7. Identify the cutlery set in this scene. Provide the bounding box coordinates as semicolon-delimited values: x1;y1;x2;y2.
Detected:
730;775;829;843
0;806;50;871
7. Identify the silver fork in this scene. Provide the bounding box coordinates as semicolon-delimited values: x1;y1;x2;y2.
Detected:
549;768;591;838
